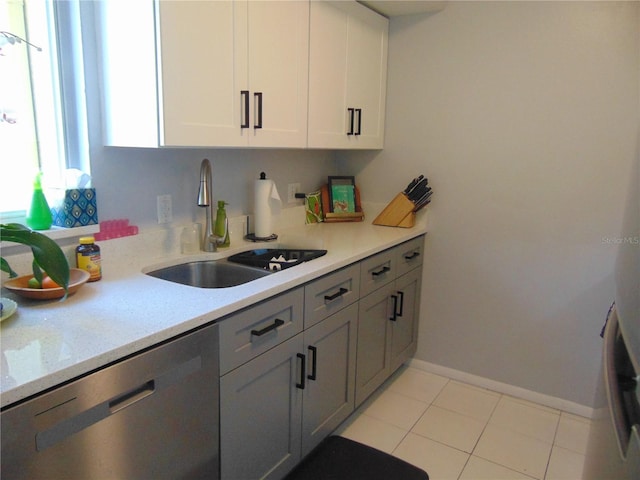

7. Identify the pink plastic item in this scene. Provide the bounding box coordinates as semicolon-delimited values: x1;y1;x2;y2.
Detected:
94;219;139;241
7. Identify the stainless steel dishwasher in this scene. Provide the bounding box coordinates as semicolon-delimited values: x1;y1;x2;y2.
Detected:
1;322;219;480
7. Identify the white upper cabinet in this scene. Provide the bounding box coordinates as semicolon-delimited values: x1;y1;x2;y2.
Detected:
99;1;309;148
308;1;389;149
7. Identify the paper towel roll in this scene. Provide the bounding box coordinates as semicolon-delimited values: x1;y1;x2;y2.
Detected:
254;173;281;238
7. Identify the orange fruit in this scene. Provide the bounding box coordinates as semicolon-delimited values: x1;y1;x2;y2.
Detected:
41;276;62;289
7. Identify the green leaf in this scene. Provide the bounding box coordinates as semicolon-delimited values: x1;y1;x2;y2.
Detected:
1;223;70;293
1;257;18;277
32;260;44;284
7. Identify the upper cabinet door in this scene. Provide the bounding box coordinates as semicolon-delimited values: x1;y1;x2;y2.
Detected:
308;1;389;149
99;0;308;148
247;1;309;148
158;0;248;147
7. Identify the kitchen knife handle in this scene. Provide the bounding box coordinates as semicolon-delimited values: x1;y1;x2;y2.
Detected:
296;353;306;389
324;287;348;302
251;318;284;337
371;266;390;277
241;90;249;129
390;295;398;321
254;92;263;129
355;108;362;135
308;346;317;381
347;108;355;135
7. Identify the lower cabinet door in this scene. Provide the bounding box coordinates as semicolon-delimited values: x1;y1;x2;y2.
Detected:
389;267;421;372
355;282;396;406
301;303;358;456
220;334;304;480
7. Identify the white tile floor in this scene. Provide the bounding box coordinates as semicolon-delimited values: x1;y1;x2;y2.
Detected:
336;366;591;480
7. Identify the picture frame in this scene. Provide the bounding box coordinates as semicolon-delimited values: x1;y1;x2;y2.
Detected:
328;176;356;214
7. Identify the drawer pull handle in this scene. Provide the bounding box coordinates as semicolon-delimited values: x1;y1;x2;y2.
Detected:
390;295;398;321
324;288;348;302
404;251;420;260
308;346;317;381
372;266;390;277
251;319;284;337
397;291;405;317
241;90;249;129
254;92;263;129
347;107;355;135
296;353;306;389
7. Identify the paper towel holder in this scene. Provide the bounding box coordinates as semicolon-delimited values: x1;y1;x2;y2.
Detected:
251;171;280;241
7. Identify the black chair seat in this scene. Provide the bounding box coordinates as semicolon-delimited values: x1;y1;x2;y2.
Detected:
285;436;429;480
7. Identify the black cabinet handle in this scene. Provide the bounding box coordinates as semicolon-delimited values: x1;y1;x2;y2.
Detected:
404;251;420;260
397;291;404;317
250;318;284;337
254;92;263;129
308;346;317;381
371;266;390;277
296;353;306;389
347;108;355;135
355;108;362;135
241;90;249;129
390;295;398;321
324;287;348;302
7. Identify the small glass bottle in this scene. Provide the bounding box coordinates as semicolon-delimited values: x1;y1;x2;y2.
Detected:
76;236;102;281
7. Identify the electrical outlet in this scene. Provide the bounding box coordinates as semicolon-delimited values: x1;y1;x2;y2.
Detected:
287;183;301;203
157;194;173;224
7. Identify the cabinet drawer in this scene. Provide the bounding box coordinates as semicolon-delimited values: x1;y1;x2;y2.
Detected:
360;248;396;297
219;288;304;375
396;236;425;277
304;264;360;329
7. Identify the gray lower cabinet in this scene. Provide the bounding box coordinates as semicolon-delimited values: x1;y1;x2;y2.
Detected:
220;235;424;479
220;334;304;480
355;281;397;405
355;237;423;406
220;299;358;480
301;302;358;456
389;267;421;372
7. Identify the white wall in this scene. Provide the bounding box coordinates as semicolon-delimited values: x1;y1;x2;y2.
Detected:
90;147;336;228
339;1;639;407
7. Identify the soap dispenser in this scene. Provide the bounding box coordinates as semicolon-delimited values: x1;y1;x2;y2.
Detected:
26;172;53;230
215;201;230;247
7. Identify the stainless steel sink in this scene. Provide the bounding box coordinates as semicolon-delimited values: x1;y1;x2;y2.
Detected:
146;260;272;288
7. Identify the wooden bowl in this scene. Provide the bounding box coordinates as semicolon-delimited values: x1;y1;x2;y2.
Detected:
3;269;90;300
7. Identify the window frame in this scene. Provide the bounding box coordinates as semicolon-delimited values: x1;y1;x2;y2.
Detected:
0;0;90;223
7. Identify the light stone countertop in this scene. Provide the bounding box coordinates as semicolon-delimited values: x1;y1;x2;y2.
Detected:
1;213;427;408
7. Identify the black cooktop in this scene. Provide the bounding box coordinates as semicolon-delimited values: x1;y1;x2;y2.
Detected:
227;249;327;271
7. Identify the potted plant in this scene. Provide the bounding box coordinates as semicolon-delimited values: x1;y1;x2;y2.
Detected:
0;223;70;296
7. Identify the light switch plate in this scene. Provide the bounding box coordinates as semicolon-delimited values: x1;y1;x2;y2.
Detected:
287;183;301;203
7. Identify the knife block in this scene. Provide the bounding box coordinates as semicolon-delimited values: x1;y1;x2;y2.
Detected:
372;193;415;228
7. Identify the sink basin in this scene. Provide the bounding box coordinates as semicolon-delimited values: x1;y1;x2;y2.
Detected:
146;260;272;288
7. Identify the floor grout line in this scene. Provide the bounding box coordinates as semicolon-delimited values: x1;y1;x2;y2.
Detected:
340;366;590;480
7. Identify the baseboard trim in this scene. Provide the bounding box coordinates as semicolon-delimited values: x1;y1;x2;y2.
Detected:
407;358;595;419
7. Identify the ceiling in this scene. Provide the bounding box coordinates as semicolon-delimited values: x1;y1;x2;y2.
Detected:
359;1;447;17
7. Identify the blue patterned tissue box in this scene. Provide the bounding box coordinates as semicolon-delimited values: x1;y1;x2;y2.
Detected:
50;188;98;228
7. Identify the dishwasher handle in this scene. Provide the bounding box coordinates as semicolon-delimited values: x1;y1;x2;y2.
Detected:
35;355;202;452
109;380;155;414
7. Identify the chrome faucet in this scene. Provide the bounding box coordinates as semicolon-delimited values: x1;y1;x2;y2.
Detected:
197;158;227;251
